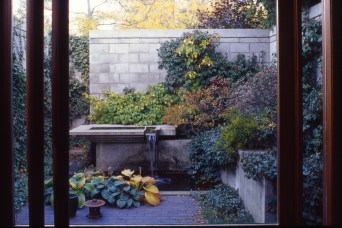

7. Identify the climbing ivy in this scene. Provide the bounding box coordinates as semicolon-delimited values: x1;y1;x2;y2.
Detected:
69;36;89;81
12;17;28;210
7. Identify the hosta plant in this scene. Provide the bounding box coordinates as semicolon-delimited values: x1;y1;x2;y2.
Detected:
69;172;95;208
91;169;160;208
44;169;161;209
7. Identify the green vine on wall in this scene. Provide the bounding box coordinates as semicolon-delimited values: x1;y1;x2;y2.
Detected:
12;17;28;210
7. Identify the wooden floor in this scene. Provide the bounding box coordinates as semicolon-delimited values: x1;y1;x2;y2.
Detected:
15;194;205;226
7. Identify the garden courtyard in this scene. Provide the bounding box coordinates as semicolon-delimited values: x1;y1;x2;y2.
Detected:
12;0;323;226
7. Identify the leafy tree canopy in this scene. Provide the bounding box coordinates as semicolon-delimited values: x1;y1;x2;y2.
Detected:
196;0;269;29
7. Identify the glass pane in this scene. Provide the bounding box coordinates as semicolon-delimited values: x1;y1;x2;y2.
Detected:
12;0;28;225
67;0;279;225
12;0;300;226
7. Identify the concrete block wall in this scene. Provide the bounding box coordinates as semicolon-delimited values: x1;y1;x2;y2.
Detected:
220;150;276;223
89;29;270;97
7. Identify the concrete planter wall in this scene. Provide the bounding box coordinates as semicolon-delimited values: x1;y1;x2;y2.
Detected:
220;150;276;224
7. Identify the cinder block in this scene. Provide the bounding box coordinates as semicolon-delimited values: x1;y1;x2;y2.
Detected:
90;44;109;54
129;64;149;73
250;43;270;53
108;74;120;83
230;43;250;52
129;44;149;53
149;64;161;73
216;43;230;54
90;54;101;63
109;64;129;73
89;64;102;74
101;64;110;73
149;44;160;53
100;54;119;63
98;73;110;83
139;54;159;63
90;84;110;93
119;74;140;83
109;44;129;53
119;54;139;63
159;71;167;82
110;84;128;94
89;74;99;83
140;73;160;83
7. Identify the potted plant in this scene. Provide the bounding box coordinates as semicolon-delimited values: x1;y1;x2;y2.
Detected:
44;178;84;217
68;191;79;217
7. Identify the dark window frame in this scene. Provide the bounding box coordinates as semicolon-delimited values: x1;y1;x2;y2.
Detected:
1;0;342;226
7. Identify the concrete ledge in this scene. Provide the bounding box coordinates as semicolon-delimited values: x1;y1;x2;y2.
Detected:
90;29;270;39
70;124;176;137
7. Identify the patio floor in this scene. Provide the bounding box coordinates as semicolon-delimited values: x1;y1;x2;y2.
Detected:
15;192;206;226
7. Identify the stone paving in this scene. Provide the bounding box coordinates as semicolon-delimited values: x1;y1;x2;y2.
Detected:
15;193;205;226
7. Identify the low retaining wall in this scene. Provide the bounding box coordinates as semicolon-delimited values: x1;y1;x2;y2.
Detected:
96;139;191;172
220;150;276;224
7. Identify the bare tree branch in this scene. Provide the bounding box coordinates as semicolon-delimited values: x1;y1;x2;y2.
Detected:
90;0;109;16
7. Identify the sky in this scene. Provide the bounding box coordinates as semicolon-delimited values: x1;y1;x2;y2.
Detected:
13;0;119;33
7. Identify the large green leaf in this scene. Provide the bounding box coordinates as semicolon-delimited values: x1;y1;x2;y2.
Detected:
116;199;126;208
84;183;94;192
129;189;137;195
120;193;129;201
108;195;116;204
101;189;110;200
127;198;133;208
73;173;84;179
111;192;120;197
91;177;103;185
50;193;54;206
44;179;53;188
114;180;126;186
77;192;85;208
133;201;141;208
108;186;117;192
91;188;101;198
97;184;105;189
133;195;141;201
123;186;130;192
137;191;144;196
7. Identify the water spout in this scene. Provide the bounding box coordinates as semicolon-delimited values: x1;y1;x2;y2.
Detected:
146;133;158;177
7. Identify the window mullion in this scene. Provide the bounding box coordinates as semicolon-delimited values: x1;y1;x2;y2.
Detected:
52;0;70;226
277;0;303;225
322;0;342;225
26;0;45;226
0;0;14;226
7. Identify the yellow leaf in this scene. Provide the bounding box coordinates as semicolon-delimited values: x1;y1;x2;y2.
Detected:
143;183;159;194
141;176;156;184
144;191;160;206
131;175;142;183
121;169;134;177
